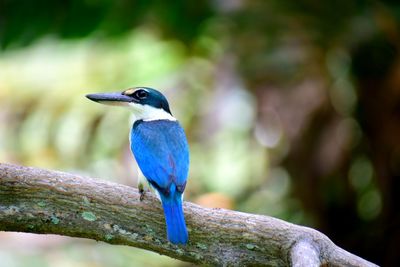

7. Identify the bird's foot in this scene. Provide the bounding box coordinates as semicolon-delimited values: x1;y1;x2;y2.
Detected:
139;183;145;201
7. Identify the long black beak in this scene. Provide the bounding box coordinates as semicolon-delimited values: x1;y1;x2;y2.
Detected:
86;92;134;106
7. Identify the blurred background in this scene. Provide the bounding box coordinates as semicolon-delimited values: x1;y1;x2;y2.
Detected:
0;0;399;266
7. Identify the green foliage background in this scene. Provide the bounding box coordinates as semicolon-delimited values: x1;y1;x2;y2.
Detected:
1;1;399;266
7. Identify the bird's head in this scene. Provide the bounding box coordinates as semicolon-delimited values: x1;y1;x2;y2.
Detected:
86;87;174;121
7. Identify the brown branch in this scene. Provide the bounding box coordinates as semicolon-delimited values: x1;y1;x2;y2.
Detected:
0;163;377;266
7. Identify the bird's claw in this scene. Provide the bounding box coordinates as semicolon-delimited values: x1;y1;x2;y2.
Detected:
139;183;145;201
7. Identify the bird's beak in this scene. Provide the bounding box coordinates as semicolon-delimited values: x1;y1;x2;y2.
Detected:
86;92;134;106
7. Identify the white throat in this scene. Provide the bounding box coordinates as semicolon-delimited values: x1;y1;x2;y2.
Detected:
128;103;176;122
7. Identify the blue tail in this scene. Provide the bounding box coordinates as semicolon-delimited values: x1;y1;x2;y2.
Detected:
160;193;188;244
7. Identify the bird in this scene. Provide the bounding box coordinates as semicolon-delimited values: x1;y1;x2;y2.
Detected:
86;87;189;244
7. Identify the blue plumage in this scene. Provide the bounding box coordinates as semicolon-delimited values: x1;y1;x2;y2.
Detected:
131;119;189;244
160;185;188;244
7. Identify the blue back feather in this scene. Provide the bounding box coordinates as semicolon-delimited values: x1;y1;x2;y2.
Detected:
131;120;189;190
130;120;189;244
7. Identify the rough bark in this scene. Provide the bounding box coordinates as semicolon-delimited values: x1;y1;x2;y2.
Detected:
0;163;377;266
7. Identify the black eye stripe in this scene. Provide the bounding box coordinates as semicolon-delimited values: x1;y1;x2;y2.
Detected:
134;89;148;99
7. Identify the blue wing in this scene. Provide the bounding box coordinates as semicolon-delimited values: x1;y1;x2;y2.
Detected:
130;120;189;194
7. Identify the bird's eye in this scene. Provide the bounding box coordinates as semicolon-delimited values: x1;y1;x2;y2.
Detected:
134;89;148;99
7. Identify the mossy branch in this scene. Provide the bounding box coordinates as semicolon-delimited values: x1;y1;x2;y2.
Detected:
0;163;377;266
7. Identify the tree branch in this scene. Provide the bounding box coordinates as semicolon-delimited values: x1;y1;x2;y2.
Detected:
0;163;377;266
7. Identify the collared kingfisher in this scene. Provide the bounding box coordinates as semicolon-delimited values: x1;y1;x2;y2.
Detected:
86;87;189;244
